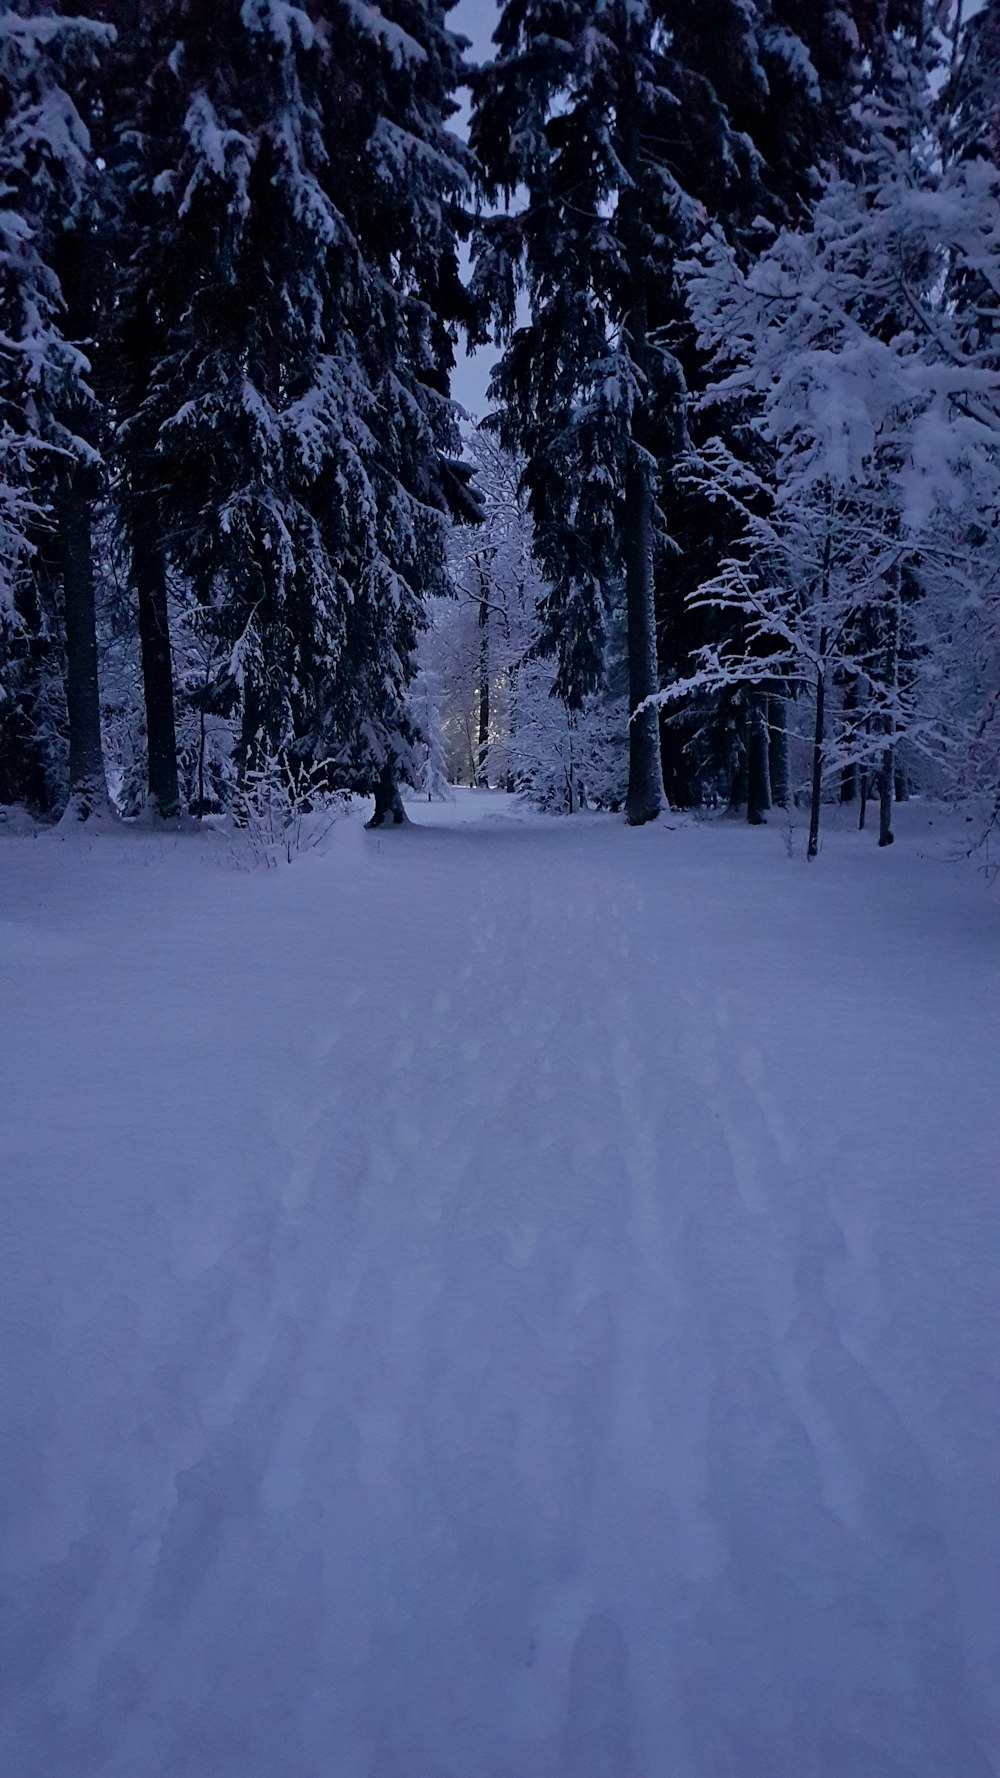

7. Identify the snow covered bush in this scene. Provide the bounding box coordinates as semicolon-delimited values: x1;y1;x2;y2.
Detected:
231;754;345;870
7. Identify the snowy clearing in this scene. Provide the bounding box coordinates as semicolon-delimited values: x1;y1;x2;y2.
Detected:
1;794;999;1778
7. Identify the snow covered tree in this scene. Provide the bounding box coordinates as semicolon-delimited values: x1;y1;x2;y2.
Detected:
470;2;735;825
0;2;114;820
426;425;628;811
103;0;182;818
936;0;1000;819
435;428;533;788
469;2;910;824
656;1;933;813
502;648;629;813
668;52;1000;857
117;0;353;803
117;0;475;824
443;428;531;789
943;0;1000;162
405;660;451;800
0;12;47;814
329;0;480;826
651;1;940;814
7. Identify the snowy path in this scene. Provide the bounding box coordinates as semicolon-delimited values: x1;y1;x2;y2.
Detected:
2;795;999;1778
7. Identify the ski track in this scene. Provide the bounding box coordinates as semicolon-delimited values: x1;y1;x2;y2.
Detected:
0;797;998;1778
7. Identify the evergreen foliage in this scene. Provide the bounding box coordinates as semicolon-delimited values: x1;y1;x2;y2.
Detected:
118;1;465;792
470;1;729;823
0;0;995;852
0;0;485;830
0;1;113;818
944;0;1000;162
664;14;1000;854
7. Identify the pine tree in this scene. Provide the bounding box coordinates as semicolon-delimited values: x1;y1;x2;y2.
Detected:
657;2;877;814
943;0;1000;162
118;0;473;825
660;0;934;816
0;13;48;810
117;0;347;802
471;2;733;824
470;2;883;824
103;0;182;818
326;0;479;827
938;0;1000;817
0;2;114;820
667;21;1000;857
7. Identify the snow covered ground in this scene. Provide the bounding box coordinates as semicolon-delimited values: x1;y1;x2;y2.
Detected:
1;792;998;1778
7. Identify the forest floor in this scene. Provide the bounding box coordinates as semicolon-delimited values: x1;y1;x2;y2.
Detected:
1;790;998;1778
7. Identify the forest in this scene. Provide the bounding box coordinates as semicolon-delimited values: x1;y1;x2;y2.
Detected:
3;7;1000;1775
1;0;997;852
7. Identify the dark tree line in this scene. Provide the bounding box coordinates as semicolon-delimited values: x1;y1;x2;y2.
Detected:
468;0;961;830
0;0;997;838
0;0;476;825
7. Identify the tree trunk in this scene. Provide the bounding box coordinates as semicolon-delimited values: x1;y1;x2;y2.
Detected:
879;569;902;849
623;456;663;825
620;94;663;828
238;670;264;789
197;702;207;817
747;693;771;825
840;675;859;802
808;516;834;861
769;689;790;809
366;761;408;828
476;592;490;788
133;525;181;817
728;727;748;814
0;539;59;814
57;468;111;821
894;764;910;802
807;652;827;862
879;750;895;847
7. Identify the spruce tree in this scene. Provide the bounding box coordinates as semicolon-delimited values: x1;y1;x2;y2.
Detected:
103;0;182;818
659;0;931;814
324;0;478;826
0;15;48;810
667;5;1000;856
471;2;835;824
117;0;346;795
118;0;473;822
0;2;113;820
946;0;1000;162
659;2;868;814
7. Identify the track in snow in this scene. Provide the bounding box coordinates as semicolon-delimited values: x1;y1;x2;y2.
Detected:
1;792;998;1778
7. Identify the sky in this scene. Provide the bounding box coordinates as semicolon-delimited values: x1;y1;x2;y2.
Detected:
451;0;500;415
453;0;499;62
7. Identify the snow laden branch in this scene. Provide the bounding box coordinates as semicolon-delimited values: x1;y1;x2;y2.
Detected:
657;101;1000;854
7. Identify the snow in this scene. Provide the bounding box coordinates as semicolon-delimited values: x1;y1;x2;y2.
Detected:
178;93;254;219
343;1;427;68
1;794;998;1778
